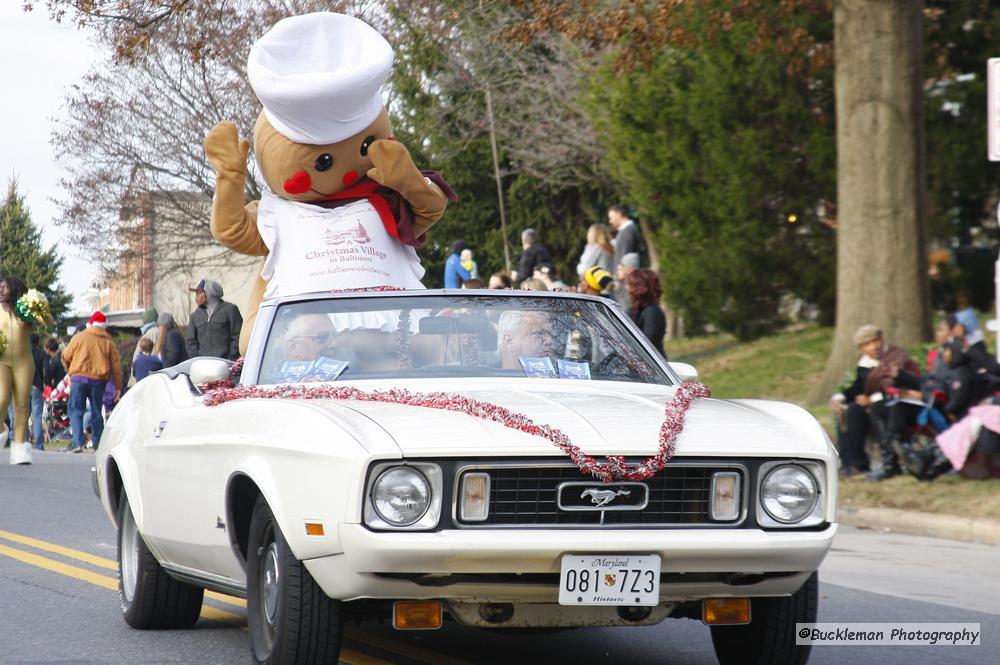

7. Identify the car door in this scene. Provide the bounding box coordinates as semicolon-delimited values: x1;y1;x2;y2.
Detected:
136;398;219;574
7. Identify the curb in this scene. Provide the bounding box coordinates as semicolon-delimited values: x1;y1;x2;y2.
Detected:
838;506;1000;546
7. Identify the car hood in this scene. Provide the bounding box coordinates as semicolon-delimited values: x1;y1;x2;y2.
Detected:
302;378;829;458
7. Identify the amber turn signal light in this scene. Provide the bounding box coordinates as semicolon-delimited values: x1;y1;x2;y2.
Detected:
304;523;325;536
393;601;443;630
702;598;751;625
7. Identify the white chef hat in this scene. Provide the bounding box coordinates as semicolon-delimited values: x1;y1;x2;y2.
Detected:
247;12;393;145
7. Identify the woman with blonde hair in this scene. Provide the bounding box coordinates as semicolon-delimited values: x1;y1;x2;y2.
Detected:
519;278;548;291
576;223;614;277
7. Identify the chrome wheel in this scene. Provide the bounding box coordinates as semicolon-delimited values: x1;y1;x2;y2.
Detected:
263;542;280;625
247;495;344;664
120;502;140;603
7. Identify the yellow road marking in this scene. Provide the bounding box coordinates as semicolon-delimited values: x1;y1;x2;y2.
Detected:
0;542;117;590
0;528;116;570
0;530;466;665
0;542;243;624
345;628;472;665
207;589;246;607
339;648;396;665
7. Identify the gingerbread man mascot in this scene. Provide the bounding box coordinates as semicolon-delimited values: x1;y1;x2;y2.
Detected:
204;12;456;354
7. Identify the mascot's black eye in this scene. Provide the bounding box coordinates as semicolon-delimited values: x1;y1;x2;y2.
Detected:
360;135;376;157
314;153;333;172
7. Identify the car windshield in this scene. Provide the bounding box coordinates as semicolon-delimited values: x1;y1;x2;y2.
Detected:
256;294;671;386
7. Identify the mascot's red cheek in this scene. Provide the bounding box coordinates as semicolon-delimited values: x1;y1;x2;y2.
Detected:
342;170;358;186
283;170;312;194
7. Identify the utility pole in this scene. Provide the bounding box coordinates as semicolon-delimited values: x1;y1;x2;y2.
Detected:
484;83;511;273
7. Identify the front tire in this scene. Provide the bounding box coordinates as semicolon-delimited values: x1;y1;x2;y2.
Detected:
710;572;818;665
117;493;204;629
247;496;343;665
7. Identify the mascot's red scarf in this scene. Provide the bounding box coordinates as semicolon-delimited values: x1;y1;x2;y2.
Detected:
315;171;456;249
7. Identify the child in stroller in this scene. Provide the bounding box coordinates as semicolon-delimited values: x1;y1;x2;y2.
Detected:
43;375;72;445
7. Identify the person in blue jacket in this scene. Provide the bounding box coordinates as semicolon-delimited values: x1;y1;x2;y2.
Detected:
443;240;472;288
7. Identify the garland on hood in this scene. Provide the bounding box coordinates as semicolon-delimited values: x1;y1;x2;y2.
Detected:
202;356;710;482
200;289;711;482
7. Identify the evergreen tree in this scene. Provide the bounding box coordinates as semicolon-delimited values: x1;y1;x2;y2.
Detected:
584;13;836;339
0;179;70;322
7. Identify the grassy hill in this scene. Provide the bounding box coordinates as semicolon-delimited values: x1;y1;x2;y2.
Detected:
666;326;1000;519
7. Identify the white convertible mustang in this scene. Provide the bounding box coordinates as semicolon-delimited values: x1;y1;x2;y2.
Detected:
94;290;837;665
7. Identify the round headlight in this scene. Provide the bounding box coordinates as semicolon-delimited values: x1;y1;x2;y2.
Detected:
761;465;818;524
371;467;431;526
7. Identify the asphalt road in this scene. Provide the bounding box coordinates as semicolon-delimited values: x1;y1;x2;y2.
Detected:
0;451;996;665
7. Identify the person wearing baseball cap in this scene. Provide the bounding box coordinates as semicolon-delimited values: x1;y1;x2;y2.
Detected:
186;279;243;361
61;310;122;452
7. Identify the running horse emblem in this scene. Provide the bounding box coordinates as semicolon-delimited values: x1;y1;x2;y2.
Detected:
581;488;631;508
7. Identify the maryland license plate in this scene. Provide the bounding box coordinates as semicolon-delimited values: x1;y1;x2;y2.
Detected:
558;554;661;606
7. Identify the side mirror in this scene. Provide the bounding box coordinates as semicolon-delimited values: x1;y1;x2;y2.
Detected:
189;358;231;386
668;362;699;383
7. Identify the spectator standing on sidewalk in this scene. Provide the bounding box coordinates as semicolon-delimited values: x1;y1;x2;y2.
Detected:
514;229;552;283
577;223;614;278
186;279;242;360
128;307;159;387
488;272;513;289
42;338;65;388
62;311;122;452
579;266;614;297
155;312;188;369
614;252;640;308
626;269;667;358
29;334;46;450
131;338;164;382
460;248;479;280
443;240;472;289
608;204;642;273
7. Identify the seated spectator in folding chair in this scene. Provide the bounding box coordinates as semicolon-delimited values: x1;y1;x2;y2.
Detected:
831;325;921;481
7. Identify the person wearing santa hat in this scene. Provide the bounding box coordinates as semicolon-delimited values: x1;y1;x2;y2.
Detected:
61;311;122;453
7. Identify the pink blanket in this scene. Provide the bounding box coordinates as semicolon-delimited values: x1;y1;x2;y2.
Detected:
935;405;1000;470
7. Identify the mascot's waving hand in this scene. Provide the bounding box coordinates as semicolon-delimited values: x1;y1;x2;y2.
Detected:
204;12;456;354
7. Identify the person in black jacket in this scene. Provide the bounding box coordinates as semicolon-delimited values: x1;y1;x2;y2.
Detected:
185;279;242;360
625;269;666;358
29;334;47;450
156;312;189;368
42;338;65;388
514;229;552;283
608;204;643;273
831;325;885;476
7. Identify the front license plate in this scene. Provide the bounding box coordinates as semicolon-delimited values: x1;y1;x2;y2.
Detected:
558;554;661;606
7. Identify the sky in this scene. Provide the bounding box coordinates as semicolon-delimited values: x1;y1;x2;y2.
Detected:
0;4;103;313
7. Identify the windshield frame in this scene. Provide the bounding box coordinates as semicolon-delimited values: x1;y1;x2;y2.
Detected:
240;289;680;387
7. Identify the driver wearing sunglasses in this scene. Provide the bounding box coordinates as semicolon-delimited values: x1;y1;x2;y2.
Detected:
285;314;337;361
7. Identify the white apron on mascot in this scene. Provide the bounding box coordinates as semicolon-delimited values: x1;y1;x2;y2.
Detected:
257;190;425;331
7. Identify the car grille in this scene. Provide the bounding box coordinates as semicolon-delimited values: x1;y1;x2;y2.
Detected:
457;464;735;527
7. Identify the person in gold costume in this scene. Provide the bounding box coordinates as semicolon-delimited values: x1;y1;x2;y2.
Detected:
0;277;35;465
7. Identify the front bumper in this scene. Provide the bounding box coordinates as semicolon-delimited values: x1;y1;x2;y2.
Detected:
303;523;836;602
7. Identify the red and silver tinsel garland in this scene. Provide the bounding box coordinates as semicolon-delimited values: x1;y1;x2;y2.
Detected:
202;376;710;482
201;286;710;481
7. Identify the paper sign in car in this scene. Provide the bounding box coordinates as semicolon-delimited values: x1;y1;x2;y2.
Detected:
519;356;556;378
276;360;314;383
303;356;349;382
557;359;591;380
